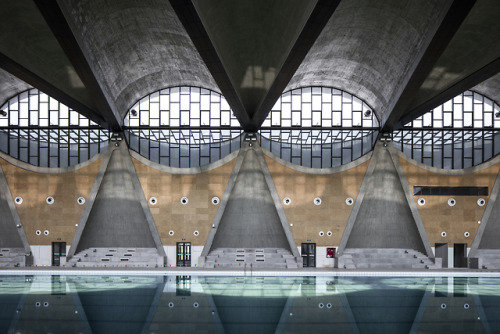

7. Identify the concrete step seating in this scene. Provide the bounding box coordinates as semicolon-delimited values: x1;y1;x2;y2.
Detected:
68;247;163;267
205;248;300;269
339;248;439;269
475;249;500;269
0;248;27;267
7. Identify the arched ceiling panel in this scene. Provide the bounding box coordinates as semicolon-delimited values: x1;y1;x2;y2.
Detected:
0;69;31;106
284;0;451;122
472;73;500;107
58;0;219;120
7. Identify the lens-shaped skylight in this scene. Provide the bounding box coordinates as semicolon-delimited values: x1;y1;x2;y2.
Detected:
393;90;500;169
259;87;379;168
0;89;109;167
124;87;243;168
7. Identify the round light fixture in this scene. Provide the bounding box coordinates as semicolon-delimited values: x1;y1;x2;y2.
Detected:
448;198;456;207
345;197;354;206
181;197;188;205
15;197;23;205
477;198;486;207
283;197;291;205
149;197;157;205
418;198;425;206
211;197;220;205
46;196;54;205
77;197;85;205
314;197;322;206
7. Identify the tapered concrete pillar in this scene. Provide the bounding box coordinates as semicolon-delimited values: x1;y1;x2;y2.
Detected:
73;142;161;253
340;141;429;254
0;163;30;252
210;144;290;250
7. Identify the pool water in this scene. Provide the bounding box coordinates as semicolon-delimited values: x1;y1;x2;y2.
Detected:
0;275;498;333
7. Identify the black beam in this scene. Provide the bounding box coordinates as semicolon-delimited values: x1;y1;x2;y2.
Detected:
397;58;500;128
33;0;121;131
382;0;476;131
169;0;251;130
251;0;341;131
0;52;106;127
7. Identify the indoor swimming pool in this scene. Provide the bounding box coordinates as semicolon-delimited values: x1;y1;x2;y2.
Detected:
0;274;498;333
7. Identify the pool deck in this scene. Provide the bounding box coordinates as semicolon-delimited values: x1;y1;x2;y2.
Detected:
1;267;500;277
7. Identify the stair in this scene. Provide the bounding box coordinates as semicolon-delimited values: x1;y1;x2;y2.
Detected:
338;248;439;269
204;248;302;269
475;249;500;269
68;247;164;267
0;248;28;267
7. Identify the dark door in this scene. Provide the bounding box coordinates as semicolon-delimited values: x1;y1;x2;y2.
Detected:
301;243;316;267
176;242;191;267
435;243;448;268
51;242;66;266
454;243;467;268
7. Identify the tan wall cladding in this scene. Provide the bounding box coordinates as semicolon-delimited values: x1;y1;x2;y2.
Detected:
0;158;102;246
264;156;369;247
132;158;236;246
399;157;500;246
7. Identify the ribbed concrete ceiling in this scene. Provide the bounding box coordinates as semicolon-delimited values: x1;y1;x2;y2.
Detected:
0;0;499;131
285;0;452;124
57;0;218;121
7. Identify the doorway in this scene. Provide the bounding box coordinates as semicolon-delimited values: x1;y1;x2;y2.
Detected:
51;242;66;266
301;243;316;267
435;243;448;268
176;242;191;267
454;243;467;268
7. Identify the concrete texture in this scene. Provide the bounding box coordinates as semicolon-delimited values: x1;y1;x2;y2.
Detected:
210;147;290;249
58;0;219;120
344;142;427;253
476;170;500;250
472;73;500;108
0;165;25;249
75;144;157;251
285;0;451;122
0;69;31;106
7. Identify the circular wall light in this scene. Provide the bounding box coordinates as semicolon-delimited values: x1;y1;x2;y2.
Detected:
319;231;324;237
283;197;291;205
314;197;322;206
448;198;456;207
327;231;332;237
14;197;23;205
441;303;447;309
168;302;174;308
441;231;447;237
318;303;324;309
418;198;425;206
77;197;85;205
464;303;470;309
211;197;220;205
464;232;470;238
35;230;41;236
43;302;49;307
44;230;49;236
194;230;199;236
193;302;199;308
345;197;354;206
326;303;332;309
149;197;157;205
35;302;41;307
181;197;188;205
477;198;486;207
46;196;54;205
168;230;174;236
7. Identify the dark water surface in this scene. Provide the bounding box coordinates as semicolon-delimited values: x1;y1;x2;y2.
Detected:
0;275;498;333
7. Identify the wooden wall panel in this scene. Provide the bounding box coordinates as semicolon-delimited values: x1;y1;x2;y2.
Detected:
265;156;369;247
0;158;102;246
399;157;500;246
132;158;236;246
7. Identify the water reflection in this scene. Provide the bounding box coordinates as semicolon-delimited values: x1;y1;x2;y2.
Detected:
0;275;498;333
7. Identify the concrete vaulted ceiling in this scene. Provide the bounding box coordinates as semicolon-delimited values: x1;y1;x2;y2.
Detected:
0;0;499;132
